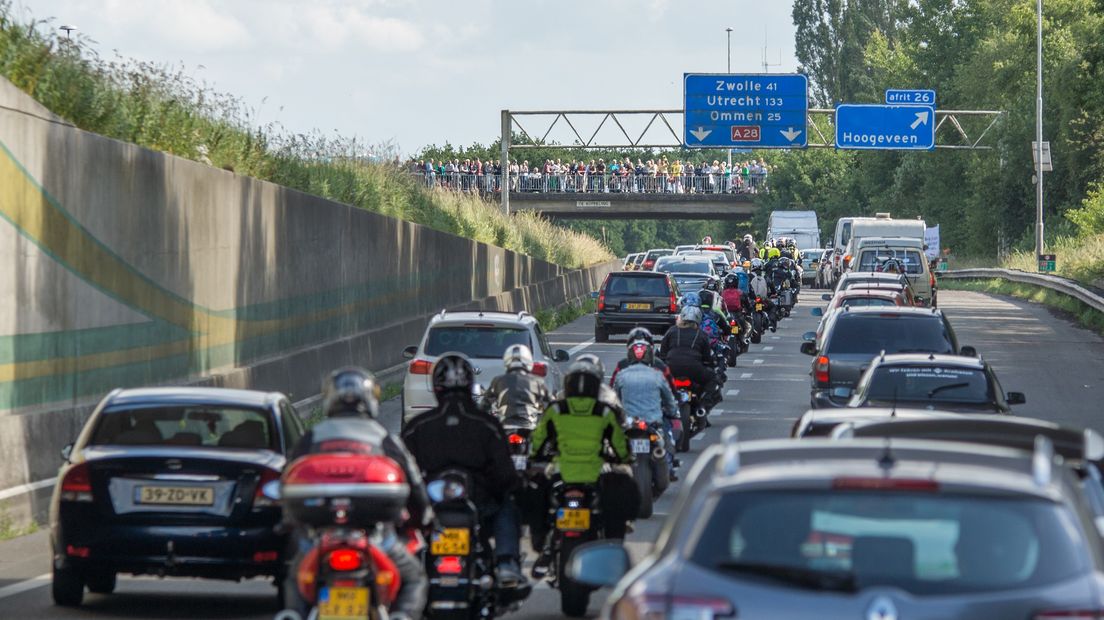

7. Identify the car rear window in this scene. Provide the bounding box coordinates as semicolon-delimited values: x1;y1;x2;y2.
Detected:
867;366;991;404
424;325;531;358
838;297;896;308
857;249;925;274
646;250;673;261
90;406;276;450
826;316;953;355
604;275;671;297
656;260;711;275
691;490;1088;595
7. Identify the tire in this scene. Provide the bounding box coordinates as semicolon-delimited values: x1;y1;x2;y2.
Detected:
652;456;670;496
594;325;609;343
85;571;116;595
726;346;738;367
750;331;762;344
558;540;591;617
677;404;693;452
52;565;84;607
632;459;653;519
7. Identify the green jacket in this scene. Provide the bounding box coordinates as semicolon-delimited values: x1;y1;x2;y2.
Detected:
530;396;631;483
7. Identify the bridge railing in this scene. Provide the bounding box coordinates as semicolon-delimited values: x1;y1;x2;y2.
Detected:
408;172;769;196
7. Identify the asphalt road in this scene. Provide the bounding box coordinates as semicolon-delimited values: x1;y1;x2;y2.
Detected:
1;289;1101;619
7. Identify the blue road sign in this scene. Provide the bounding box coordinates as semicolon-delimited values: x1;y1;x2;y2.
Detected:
683;73;808;148
835;104;936;151
885;89;937;106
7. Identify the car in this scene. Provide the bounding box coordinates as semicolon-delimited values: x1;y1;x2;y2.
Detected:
826;281;918;307
843;353;1025;413
673;250;730;275
402;310;569;423
800;248;825;286
791;406;955;437
571;433;1104;620
49;387;304;607
653;255;716;293
816;248;836;288
622;253;641;270
800;306;974;408
811;289;907;319
639;248;673;271
593;270;680;343
834;270;913;295
848;236;937;306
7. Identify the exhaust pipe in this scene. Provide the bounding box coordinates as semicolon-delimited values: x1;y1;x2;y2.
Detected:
651;446;666;460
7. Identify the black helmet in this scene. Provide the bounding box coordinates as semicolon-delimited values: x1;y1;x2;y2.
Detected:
626;326;654;345
564;354;604;399
698;289;716;309
322;367;381;419
704;277;721;292
431;352;477;398
724;272;740;289
627;340;655;366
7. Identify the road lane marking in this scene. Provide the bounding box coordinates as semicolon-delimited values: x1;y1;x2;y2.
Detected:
566;338;595;355
770;336;781;340
762;346;774;351
740;377;807;382
0;477;56;502
726;389;740;397
0;573;50;600
753;359;764;365
740;372;753;379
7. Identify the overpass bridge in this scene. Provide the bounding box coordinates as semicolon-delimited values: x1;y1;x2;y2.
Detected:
508;191;761;220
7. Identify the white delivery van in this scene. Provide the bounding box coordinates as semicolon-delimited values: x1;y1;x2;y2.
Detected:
767;210;820;250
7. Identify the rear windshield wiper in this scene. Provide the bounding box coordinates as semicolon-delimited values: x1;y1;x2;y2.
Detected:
927;382;971;398
715;561;857;593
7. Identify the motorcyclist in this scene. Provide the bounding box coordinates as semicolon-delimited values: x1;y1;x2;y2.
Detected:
286;368;431;620
480;344;552;428
609;327;674;390
612;338;679;479
658;306;722;415
402;353;527;588
529;357;639;576
696;289;729;348
738;234;757;261
749;259;777;332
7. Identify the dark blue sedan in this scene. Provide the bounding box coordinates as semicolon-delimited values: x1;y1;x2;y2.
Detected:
49;387;306;607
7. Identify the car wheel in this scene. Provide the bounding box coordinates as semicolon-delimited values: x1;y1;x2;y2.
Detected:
594;326;609;343
52;565;84;607
85;571;116;594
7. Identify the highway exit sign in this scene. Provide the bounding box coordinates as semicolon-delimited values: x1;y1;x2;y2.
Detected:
1038;254;1057;272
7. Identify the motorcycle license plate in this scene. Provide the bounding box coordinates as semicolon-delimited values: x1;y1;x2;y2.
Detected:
678;392;691;403
431;528;471;556
511;454;528;471
318;586;370;620
755;303;764;311
631;438;651;453
556;508;591;531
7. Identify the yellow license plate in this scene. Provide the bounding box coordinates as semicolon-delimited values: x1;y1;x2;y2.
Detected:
624;302;651;310
556;508;591;531
431;528;471;555
137;486;213;506
318;586;369;620
755;303;764;311
731;324;740;334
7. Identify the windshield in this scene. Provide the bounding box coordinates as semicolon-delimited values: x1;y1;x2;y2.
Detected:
91;406;276;450
424;325;531;358
691;490;1087;596
826;316;954;355
867;366;992;404
656;260;712;275
857;249;925;274
646;249;674;261
838;297;897;308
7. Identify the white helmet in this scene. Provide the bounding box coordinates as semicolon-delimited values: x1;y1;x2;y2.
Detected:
503;344;533;372
679;305;702;325
751;258;764;270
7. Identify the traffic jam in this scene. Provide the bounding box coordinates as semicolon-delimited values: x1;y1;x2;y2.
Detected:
45;212;1104;620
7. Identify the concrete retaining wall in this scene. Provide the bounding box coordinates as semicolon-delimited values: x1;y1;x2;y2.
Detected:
0;77;616;522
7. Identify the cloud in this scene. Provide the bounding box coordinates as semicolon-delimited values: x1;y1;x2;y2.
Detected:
296;4;424;53
100;0;253;52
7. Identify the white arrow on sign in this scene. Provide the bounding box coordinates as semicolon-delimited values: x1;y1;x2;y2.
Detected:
910;110;930;130
780;127;803;142
690;127;712;141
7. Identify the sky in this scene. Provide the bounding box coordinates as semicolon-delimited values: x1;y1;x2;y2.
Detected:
19;0;798;155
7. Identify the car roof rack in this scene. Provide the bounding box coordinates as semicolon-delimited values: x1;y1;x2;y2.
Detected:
717;426;741;477
1033;435;1053;486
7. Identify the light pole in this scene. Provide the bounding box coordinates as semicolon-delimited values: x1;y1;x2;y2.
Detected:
59;25;76;40
726;27;733;170
1034;0;1045;260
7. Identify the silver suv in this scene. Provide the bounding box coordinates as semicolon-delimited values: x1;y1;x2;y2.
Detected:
401;310;570;425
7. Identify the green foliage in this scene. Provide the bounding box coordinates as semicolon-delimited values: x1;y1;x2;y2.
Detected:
1067;183;1104;235
0;2;611;268
533;298;597;333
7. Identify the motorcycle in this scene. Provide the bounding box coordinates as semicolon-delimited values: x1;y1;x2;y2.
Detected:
545;482;605;617
281;452;413;620
673;377;707;452
424;470;532;619
624;416;671;519
779;280;795;317
750;297;769;344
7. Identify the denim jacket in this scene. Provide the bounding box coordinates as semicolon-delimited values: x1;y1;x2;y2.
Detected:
612;363;678;424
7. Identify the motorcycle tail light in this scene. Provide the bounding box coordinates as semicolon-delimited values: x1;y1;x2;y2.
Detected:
508;433;525;444
531;362;548;377
636;420;648;430
60;463;93;502
435;556;464;575
409;359;433;375
327;548;363;572
814;356;830;386
673;378;692;388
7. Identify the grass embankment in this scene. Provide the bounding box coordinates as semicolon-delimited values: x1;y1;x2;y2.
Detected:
944;234;1104;289
941;278;1104;335
0;3;612;268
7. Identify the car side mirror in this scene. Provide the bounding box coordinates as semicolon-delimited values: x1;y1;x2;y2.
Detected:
60;443;73;462
590;291;600;300
811;307;823;317
959;346;978;357
565;540;630;588
800;342;817;356
554;349;571;362
821;293;832;302
402;345;418;359
802;331;817;343
1006;391;1026;405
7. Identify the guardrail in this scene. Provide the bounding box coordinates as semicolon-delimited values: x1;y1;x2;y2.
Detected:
940;268;1104;313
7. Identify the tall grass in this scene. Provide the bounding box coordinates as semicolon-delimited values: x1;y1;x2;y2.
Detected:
1000;234;1104;288
0;2;612;268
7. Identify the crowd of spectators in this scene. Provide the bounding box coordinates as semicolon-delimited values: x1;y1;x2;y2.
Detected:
407;156;770;195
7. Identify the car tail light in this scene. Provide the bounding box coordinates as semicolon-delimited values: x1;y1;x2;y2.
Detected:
612;593;734;620
673;378;692;389
814;356;830;386
66;544;91;558
409;359;433;375
930;271;936;288
531;362;548;377
253;550;279;563
327;548;364;572
636;420;648;430
832;477;939;492
60;463;93;502
669;289;677;313
598;289;606;312
1033;611;1104;619
508;433;525;445
435;555;464;575
253;467;282;508
643;260;655;269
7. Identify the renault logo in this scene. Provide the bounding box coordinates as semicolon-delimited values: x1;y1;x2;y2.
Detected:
866;596;897;620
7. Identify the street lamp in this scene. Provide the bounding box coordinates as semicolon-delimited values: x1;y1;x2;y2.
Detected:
59;25;76;40
1034;0;1045;260
726;27;734;169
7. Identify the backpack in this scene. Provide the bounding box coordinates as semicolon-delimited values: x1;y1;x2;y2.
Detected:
722;288;744;313
700;312;723;346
